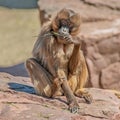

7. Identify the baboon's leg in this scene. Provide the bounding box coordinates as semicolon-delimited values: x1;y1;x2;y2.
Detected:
68;45;81;93
57;69;79;113
26;58;54;97
68;74;78;93
68;45;92;103
75;52;93;103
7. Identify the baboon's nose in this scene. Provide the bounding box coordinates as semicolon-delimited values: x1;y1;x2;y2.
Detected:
60;26;69;35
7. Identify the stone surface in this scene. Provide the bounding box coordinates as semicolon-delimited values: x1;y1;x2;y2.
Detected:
0;72;120;120
82;20;120;90
101;62;120;89
38;0;120;90
38;0;120;25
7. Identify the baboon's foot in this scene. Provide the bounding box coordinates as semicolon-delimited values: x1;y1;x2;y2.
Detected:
115;93;120;99
111;90;120;99
75;89;93;104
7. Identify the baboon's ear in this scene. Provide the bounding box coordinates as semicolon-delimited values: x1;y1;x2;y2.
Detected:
57;8;69;19
70;13;81;26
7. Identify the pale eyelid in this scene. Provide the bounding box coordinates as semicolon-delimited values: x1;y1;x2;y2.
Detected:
71;27;78;32
61;19;67;26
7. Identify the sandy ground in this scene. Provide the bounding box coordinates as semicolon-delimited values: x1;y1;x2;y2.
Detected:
0;7;40;66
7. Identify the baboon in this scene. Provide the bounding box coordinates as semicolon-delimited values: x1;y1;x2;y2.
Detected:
26;8;92;113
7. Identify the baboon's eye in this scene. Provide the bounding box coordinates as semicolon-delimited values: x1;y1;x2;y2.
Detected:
71;27;77;32
69;23;74;29
60;19;67;26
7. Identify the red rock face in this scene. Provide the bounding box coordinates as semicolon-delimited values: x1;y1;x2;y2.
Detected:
0;72;120;120
38;0;120;90
101;62;120;89
82;21;120;90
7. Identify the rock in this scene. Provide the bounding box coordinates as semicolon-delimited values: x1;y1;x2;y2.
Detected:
83;21;120;89
82;0;120;10
112;113;120;120
0;72;34;94
101;62;120;90
37;0;120;90
0;72;120;120
97;37;120;54
38;0;120;25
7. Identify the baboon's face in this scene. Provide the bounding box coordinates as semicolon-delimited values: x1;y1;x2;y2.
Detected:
52;8;81;36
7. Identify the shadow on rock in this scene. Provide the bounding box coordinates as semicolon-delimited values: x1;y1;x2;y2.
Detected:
8;82;35;94
8;82;68;104
0;63;28;77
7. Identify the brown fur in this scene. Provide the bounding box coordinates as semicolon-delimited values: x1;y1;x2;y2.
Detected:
26;8;92;113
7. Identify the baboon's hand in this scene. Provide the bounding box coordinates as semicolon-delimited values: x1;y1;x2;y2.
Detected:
63;34;73;43
68;101;79;113
57;34;73;44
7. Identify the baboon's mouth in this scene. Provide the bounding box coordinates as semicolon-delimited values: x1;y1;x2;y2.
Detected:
51;31;81;45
